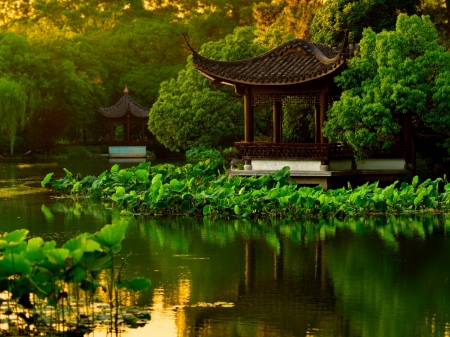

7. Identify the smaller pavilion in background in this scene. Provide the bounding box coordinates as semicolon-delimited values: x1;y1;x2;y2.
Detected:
98;87;149;158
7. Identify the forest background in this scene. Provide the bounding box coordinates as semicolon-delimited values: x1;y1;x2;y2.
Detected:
1;0;449;172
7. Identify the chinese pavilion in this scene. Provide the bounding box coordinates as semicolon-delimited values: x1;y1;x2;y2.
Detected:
98;87;149;158
186;36;411;189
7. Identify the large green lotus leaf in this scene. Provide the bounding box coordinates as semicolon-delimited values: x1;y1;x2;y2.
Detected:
68;266;86;283
0;254;32;277
170;179;185;193
45;248;70;269
135;169;149;183
70;249;84;265
78;251;112;272
3;229;29;248
63;236;85;252
0;240;7;250
151;174;162;184
84;239;101;252
27;237;44;252
43;241;57;251
11;241;27;254
33;267;51;282
93;222;128;248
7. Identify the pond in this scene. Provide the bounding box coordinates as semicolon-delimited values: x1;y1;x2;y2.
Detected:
1;159;450;337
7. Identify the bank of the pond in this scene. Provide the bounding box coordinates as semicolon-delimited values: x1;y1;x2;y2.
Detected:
42;159;450;218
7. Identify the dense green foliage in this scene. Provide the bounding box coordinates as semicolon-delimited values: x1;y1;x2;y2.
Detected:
310;0;420;44
185;146;223;159
148;26;269;152
0;222;151;335
0;0;272;154
323;15;450;167
42;160;450;218
2;0;450;156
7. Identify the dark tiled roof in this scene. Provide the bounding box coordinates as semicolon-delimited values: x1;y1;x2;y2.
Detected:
190;39;357;85
98;94;149;118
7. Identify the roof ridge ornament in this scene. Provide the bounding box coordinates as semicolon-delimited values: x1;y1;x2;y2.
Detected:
124;85;129;95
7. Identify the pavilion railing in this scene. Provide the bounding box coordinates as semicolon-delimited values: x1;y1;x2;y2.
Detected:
235;142;411;163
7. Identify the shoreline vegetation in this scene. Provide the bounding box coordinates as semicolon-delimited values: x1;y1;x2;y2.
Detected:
0;146;157;161
41;159;450;219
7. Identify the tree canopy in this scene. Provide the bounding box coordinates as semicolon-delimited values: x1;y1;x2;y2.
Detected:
323;14;450;167
310;0;420;44
148;26;269;152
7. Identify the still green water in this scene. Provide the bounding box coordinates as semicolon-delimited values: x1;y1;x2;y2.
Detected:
1;159;450;337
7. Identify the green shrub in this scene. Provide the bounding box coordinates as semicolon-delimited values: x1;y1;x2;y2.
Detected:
57;146;92;159
221;147;240;164
185;146;221;159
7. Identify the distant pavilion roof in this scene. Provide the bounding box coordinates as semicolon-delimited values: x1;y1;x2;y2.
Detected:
186;37;355;86
98;87;149;118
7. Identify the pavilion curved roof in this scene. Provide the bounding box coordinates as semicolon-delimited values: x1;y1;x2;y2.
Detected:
98;87;149;118
188;38;350;86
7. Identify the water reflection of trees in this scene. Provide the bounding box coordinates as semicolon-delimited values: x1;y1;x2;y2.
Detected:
42;200;450;336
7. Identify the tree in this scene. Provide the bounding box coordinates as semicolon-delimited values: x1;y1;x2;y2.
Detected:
0;79;27;154
253;0;323;46
323;14;450;171
310;0;420;44
421;0;450;48
90;16;187;107
148;26;269;152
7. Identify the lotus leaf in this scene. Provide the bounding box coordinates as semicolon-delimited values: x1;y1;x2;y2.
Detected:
41;173;54;187
135;169;149;183
110;164;119;173
93;222;128;249
0;254;32;277
2;229;29;249
78;251;112;272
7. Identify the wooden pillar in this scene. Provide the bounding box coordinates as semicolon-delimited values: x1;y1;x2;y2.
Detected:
126;115;130;145
109;121;114;145
273;101;282;143
244;86;254;142
320;91;328;143
314;103;320;143
141;122;145;142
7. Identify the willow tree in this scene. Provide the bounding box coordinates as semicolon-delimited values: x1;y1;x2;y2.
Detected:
0;79;27;154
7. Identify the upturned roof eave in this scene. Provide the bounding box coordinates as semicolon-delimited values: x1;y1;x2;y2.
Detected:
195;60;346;87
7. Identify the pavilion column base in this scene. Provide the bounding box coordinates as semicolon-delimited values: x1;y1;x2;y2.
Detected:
244;159;253;171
